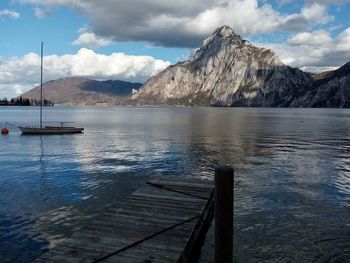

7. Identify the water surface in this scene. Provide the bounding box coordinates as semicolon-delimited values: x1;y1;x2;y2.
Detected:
1;106;350;262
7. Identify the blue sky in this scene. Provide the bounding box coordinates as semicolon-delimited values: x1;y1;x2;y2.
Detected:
1;0;350;98
0;2;187;62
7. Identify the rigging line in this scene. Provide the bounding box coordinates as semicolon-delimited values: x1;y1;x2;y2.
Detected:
5;122;19;128
147;182;208;200
91;214;201;263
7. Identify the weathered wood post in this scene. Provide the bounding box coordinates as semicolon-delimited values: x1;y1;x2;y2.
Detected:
215;165;234;263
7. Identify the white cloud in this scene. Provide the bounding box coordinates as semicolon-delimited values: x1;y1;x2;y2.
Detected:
0;9;20;19
0;49;170;98
34;7;52;19
257;27;350;72
301;2;332;24
306;0;350;5
13;0;339;47
14;0;82;6
10;0;350;73
83;0;308;46
72;31;113;48
337;28;350;51
288;30;333;46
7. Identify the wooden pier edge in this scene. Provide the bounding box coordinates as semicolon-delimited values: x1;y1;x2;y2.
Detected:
35;176;215;263
179;185;214;262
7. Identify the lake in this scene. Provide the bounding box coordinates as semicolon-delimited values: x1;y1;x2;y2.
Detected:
1;106;350;262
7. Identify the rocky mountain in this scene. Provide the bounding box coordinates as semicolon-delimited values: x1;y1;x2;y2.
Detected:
291;62;350;107
20;26;350;107
132;25;349;107
21;77;142;106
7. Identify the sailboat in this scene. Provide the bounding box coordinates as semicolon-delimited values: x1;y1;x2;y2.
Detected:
19;43;84;135
19;122;84;134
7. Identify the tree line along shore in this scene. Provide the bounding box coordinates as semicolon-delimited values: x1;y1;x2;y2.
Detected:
0;97;54;106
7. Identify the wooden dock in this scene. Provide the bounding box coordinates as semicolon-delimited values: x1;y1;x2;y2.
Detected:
35;176;214;263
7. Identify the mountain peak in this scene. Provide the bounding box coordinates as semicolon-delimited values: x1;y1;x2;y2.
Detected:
134;25;314;107
214;25;236;38
186;26;243;63
202;25;242;47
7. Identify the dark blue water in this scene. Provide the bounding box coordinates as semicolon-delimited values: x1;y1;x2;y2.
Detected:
1;106;350;262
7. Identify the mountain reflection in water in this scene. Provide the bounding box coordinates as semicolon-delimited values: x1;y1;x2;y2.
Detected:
1;107;350;262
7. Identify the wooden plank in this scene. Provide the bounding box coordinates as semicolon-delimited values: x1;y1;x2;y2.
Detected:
127;195;205;208
146;183;213;193
152;178;212;184
130;191;205;204
35;176;214;263
140;183;213;195
149;177;213;188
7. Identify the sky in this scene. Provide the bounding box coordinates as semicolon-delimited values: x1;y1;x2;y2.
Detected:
1;0;350;98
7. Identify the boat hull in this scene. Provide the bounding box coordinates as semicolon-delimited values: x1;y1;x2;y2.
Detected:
19;126;84;134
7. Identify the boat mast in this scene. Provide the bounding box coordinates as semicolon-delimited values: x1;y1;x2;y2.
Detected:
40;42;43;128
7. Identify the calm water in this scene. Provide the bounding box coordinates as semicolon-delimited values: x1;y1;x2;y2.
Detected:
1;106;350;262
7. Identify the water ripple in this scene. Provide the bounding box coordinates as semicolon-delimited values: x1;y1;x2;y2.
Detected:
2;107;350;262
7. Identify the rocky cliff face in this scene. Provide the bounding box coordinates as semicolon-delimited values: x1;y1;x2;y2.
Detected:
291;62;350;107
21;77;142;106
132;25;314;106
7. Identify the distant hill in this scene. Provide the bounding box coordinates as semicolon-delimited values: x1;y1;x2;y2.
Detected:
292;62;350;107
20;77;142;106
132;25;350;107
